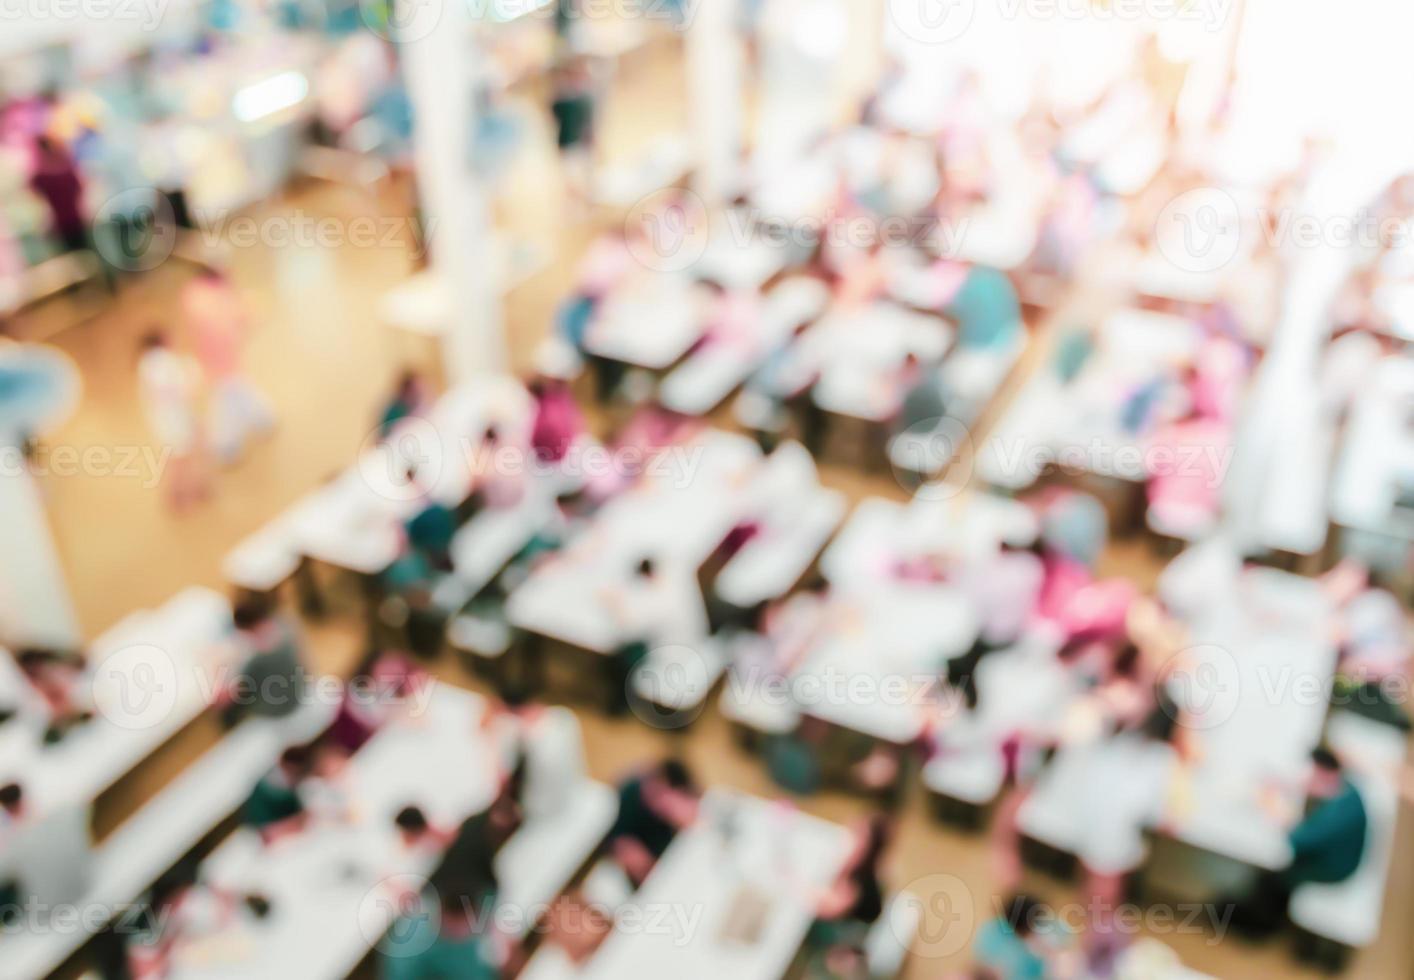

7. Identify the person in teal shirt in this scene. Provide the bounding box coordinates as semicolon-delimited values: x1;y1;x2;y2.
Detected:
381;889;500;980
1287;748;1368;884
973;893;1064;980
945;266;1021;350
1234;747;1368;936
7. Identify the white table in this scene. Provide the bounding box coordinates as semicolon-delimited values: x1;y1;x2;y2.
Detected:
1162;567;1338;870
977;308;1203;489
796;584;977;745
506;431;760;654
806;302;953;422
5;701;333;980
8;588;235;821
713;441;846;609
584;275;712;370
820;492;1038;589
659;277;830;416
581;790;852;980
237;379;533;580
1289;711;1408;947
171;685;498;980
923;637;1075;805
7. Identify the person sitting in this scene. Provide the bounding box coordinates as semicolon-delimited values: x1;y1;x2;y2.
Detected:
243;745;314;843
894;352;948;438
326;652;425;754
380;887;501;980
0;781;25;925
528;377;586;465
378;369;431;439
393;805;455;857
0;779;93;927
945;265;1022;351
15;646;91;742
606;758;700;884
431;764;524;909
381;522;457;660
406;497;459;572
808;813;893;971
222;592;308;724
494;688;587;821
467;424;526;512
600;557;709;715
973;893;1063;980
1236;747;1369;936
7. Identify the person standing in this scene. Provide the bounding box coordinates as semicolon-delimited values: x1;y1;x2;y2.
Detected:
137;330;208;511
184;266;274;464
551;58;597;212
28;136;88;256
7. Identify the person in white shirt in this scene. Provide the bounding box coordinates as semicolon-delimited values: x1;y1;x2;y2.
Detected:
136;330;207;511
0;782;93;924
599;557;709;715
493;691;587;821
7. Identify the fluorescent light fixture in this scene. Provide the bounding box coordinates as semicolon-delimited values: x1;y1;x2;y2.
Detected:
232;70;309;123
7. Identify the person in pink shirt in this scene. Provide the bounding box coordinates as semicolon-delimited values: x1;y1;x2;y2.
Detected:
528;377;585;466
183;266;275;464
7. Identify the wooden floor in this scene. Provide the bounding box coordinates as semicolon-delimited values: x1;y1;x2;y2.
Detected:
9;31;1413;980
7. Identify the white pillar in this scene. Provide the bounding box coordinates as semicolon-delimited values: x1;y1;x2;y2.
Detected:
686;0;742;206
397;0;507;380
0;460;81;650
